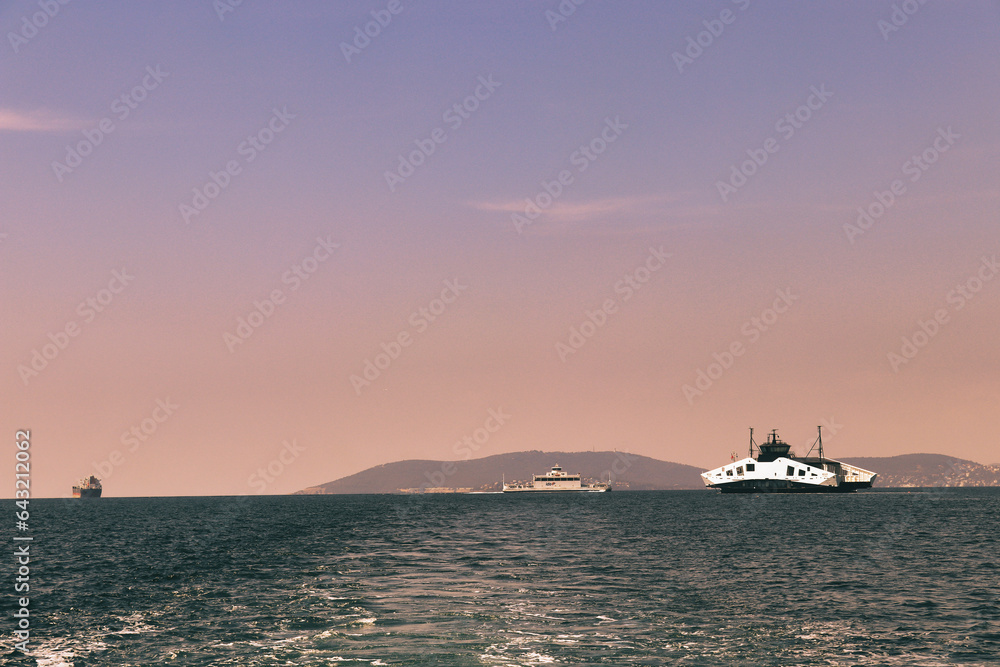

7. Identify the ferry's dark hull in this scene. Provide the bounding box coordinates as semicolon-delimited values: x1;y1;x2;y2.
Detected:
72;488;102;498
712;479;873;494
502;487;610;493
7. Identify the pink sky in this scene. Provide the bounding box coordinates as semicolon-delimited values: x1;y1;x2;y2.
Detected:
3;2;999;497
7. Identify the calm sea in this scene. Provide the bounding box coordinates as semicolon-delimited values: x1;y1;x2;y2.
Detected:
5;490;999;666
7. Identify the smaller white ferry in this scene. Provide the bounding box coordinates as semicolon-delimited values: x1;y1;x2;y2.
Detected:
502;464;611;493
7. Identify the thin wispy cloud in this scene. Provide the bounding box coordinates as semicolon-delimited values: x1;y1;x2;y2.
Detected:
468;192;724;237
0;108;85;132
470;193;689;223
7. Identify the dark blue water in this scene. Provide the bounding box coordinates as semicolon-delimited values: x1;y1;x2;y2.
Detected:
4;490;999;665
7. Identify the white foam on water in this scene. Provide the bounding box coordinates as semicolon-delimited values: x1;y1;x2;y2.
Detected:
34;654;74;667
112;611;157;635
29;635;110;667
316;628;342;639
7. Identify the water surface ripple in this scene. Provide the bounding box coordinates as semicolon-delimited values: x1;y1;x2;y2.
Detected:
6;490;999;665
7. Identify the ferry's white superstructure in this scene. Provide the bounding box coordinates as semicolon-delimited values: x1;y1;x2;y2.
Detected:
701;428;876;493
502;464;610;493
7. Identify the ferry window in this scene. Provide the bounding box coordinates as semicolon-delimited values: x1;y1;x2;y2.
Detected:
736;466;744;475
798;469;806;476
786;466;795;476
726;469;733;476
746;463;755;472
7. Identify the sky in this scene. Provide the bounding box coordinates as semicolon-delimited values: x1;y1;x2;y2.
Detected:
3;1;999;498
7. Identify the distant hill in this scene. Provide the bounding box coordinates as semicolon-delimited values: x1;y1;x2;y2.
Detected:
842;453;1000;488
296;450;703;494
297;450;1000;494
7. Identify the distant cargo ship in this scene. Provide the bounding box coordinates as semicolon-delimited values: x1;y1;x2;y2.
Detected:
701;428;876;493
503;464;611;493
72;476;102;498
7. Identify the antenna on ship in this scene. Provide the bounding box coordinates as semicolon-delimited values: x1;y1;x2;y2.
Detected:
805;425;825;459
748;427;755;459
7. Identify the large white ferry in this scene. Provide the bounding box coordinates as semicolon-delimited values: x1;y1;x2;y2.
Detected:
502;464;611;493
701;428;876;493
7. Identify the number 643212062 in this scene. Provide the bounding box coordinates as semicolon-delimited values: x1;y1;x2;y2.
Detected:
15;429;30;498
